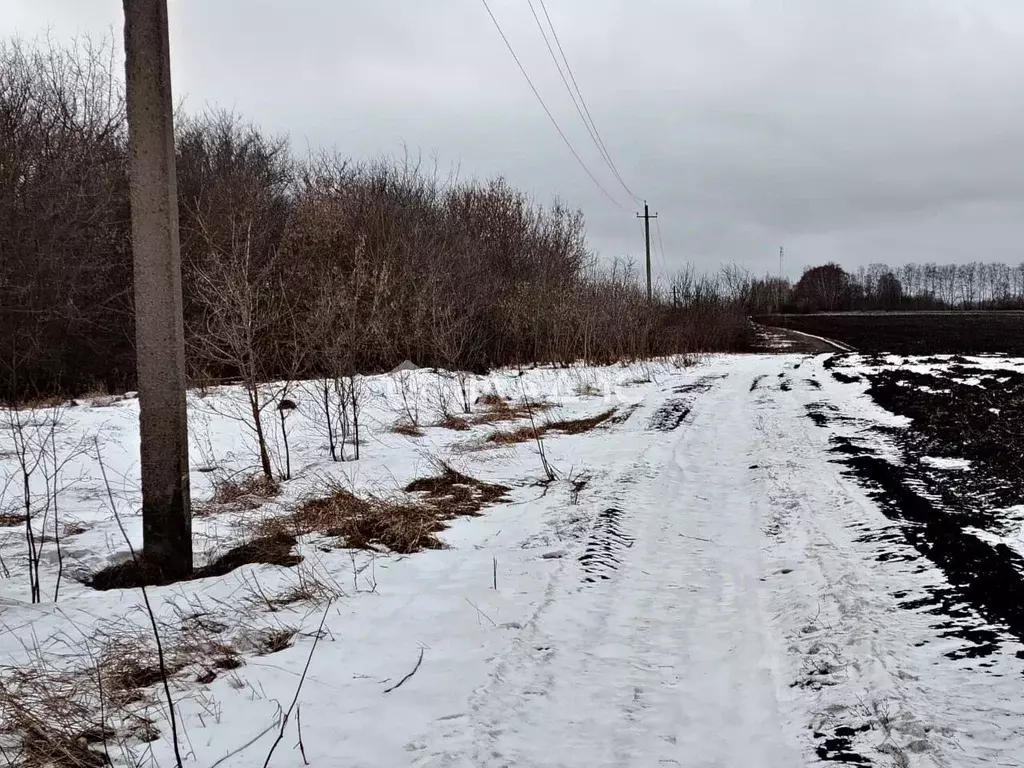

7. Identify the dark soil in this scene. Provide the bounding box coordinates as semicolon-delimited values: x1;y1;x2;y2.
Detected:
865;366;1024;509
87;533;301;590
759;312;1024;355
811;358;1024;657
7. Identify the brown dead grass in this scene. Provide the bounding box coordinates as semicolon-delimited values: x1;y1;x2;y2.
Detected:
404;466;510;516
436;415;472;431
100;634;186;708
0;667;115;768
259;467;509;554
545;408;618;435
0;513;27;527
260;488;448;554
391;420;425;437
475;393;508;407
484;407;618;445
194;472;281;517
0;586;300;766
485;424;539;445
254;628;297;655
470;398;552;426
434;398;554;431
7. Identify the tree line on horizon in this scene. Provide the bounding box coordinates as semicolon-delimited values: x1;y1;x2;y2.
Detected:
773;261;1024;314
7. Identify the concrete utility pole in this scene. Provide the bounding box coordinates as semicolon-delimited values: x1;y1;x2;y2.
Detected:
637;201;658;303
778;245;785;312
123;0;192;578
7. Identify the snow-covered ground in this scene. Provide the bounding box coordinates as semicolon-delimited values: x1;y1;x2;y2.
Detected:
2;355;1024;767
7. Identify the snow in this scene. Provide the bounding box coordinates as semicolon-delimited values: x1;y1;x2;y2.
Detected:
2;355;1024;766
775;327;855;351
965;526;1024;562
921;456;973;470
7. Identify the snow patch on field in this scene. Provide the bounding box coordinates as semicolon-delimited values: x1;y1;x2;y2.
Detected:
921;456;973;470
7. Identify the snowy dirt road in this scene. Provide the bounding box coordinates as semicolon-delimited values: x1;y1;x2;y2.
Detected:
413;366;799;767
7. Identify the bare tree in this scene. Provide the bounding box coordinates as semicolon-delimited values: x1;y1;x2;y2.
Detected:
2;401;85;603
190;220;305;479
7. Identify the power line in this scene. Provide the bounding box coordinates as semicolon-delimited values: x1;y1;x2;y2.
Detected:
525;0;625;198
479;0;626;209
536;0;642;204
654;215;668;277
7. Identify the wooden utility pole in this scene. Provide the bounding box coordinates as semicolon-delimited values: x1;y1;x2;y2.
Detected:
637;201;658;303
123;0;192;578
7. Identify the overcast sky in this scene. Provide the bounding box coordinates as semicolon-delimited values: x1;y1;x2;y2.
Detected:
6;1;1024;281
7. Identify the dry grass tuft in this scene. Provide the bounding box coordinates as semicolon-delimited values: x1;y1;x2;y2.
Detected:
100;634;185;708
485;424;538;445
391;420;425;437
482;407;618;446
259;466;509;555
254;628;297;656
195;472;281;517
470;398;552;426
404;465;509;515
0;592;308;765
0;513;27;527
545;408;618;435
261;487;447;554
0;668;115;768
436;415;471;431
247;560;346;611
475;393;508;407
0;625;182;767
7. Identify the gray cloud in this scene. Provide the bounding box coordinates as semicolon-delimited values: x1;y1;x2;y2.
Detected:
7;0;1024;281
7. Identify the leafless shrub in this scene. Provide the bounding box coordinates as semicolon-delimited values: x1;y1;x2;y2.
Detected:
5;36;759;408
394;370;425;427
0;34;132;404
1;401;87;602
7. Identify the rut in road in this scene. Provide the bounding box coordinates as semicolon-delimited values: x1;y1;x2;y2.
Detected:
412;365;799;768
